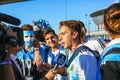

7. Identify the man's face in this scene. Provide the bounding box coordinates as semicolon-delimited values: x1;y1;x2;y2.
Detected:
44;32;57;48
59;25;72;49
23;30;34;46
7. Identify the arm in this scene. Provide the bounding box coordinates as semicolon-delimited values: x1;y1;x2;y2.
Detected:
33;39;43;67
0;51;15;80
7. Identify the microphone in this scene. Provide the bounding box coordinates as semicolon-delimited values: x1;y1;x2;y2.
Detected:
54;53;66;70
0;12;21;26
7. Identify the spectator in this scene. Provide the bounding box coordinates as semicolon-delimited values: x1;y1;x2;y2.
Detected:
16;24;42;79
77;20;105;55
103;38;111;46
97;3;120;80
43;27;67;80
34;30;50;63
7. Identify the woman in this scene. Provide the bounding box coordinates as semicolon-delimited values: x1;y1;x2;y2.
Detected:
97;3;120;80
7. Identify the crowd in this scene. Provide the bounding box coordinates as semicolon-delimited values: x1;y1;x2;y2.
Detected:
0;3;120;80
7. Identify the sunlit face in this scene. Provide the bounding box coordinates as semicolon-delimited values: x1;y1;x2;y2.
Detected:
23;30;34;46
44;32;57;48
59;25;72;49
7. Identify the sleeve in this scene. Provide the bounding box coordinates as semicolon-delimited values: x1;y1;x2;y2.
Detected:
80;51;97;80
17;50;23;60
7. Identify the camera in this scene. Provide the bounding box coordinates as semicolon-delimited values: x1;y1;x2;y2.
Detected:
0;25;23;46
0;12;23;54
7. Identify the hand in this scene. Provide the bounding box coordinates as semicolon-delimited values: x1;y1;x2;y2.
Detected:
33;48;43;67
45;68;57;80
37;63;51;72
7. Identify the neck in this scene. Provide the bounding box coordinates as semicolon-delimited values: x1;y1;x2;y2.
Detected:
51;44;59;52
25;46;32;52
109;33;120;40
71;40;81;53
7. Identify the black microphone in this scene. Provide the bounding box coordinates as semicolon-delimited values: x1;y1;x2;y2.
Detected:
54;53;66;70
0;12;21;26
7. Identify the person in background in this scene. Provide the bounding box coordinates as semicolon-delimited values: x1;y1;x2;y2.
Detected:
97;3;120;80
43;27;67;80
77;20;105;55
59;20;97;80
16;24;42;79
103;38;111;46
34;29;49;63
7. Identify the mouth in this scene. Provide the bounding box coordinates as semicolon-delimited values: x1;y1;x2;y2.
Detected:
60;42;65;47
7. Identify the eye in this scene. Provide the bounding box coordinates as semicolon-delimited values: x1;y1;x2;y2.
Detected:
60;32;66;36
30;35;33;37
24;36;28;38
51;36;55;39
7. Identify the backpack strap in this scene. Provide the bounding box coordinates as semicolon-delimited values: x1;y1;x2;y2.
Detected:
80;45;100;61
101;47;120;65
97;39;106;49
67;46;85;67
67;45;98;67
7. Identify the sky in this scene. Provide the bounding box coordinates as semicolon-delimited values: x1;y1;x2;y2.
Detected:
0;0;116;34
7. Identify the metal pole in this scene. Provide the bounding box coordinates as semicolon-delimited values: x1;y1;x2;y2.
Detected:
85;14;87;28
88;20;91;35
65;0;67;20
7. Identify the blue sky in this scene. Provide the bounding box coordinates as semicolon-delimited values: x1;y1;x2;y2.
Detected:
0;0;115;34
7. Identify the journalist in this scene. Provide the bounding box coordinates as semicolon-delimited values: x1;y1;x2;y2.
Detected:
0;26;17;80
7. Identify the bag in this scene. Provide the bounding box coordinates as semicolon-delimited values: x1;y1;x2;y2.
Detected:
67;45;100;67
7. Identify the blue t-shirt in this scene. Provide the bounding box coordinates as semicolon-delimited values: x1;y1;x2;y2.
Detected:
17;47;34;61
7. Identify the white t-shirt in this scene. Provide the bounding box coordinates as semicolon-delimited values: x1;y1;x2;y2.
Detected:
84;39;105;55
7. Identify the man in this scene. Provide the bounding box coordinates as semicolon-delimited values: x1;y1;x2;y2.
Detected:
43;27;67;80
0;26;17;80
59;20;97;80
17;24;42;79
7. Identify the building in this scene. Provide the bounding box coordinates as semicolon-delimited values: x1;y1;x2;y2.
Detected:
89;0;120;40
90;9;108;39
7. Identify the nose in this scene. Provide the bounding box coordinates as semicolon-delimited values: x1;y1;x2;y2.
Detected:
58;36;62;43
27;36;31;41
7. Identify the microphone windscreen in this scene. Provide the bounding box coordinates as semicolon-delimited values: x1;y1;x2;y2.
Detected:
0;12;21;26
55;53;66;66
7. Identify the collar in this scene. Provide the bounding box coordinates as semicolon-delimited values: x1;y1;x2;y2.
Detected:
106;38;120;48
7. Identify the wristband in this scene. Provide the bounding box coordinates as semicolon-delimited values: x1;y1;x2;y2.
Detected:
0;61;12;65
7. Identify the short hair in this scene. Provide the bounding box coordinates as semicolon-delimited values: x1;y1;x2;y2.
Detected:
104;3;120;34
43;27;56;37
60;20;84;41
21;24;33;31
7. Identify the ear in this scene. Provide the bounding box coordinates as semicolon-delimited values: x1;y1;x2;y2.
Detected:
72;31;78;39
